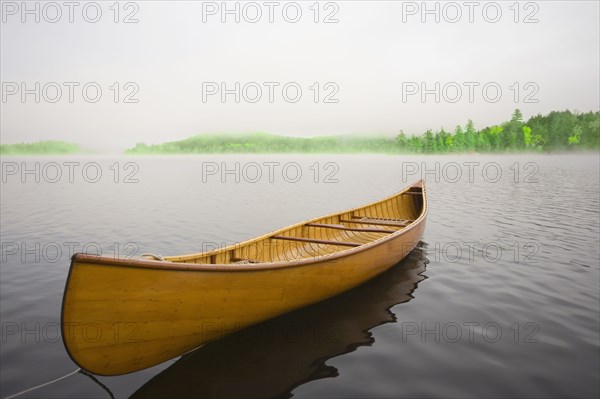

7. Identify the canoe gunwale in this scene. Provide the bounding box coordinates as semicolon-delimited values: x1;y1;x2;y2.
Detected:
70;180;427;272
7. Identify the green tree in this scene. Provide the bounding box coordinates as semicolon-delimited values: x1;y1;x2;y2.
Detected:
476;130;490;152
422;130;435;153
453;125;464;152
522;125;532;148
435;128;450;152
568;125;582;146
396;130;408;151
409;135;423;153
502;109;524;149
464;119;476;151
486;125;503;151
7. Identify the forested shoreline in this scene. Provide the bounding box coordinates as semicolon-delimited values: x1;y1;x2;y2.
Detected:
126;110;599;154
2;110;597;155
0;140;80;155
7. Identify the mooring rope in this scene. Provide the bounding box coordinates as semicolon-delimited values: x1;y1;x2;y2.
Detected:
141;253;166;261
4;367;116;399
79;370;115;399
4;368;82;399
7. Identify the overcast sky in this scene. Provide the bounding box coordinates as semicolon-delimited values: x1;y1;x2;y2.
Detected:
1;1;599;152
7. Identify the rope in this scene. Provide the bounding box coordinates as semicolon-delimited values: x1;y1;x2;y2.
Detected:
4;368;81;399
80;370;115;399
141;253;166;261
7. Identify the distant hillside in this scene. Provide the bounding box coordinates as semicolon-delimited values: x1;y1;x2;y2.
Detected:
0;140;81;155
125;133;395;154
125;110;599;154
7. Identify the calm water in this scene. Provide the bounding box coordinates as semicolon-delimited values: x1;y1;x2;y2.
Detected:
1;154;599;398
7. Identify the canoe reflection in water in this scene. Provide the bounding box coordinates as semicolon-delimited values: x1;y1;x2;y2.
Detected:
130;242;428;399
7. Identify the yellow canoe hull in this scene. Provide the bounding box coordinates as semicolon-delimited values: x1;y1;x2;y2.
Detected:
62;181;427;375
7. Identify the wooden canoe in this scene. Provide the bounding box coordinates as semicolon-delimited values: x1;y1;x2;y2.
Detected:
61;180;427;375
130;246;428;399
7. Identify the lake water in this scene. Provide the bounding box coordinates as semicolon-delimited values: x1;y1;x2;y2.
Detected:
1;154;599;398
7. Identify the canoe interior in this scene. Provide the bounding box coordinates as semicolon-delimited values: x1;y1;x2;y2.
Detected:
164;183;424;265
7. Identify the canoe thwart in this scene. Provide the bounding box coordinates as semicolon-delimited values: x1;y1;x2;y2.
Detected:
271;235;362;247
340;217;413;227
351;216;413;223
305;223;396;234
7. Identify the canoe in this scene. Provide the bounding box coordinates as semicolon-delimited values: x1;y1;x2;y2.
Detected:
61;180;427;375
130;246;428;399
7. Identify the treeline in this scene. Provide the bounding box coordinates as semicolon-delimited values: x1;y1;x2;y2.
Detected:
396;109;599;153
123;108;598;154
126;133;396;154
2;110;597;156
0;140;80;155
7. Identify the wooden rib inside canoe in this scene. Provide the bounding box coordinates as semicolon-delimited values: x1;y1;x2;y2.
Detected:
61;180;427;376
